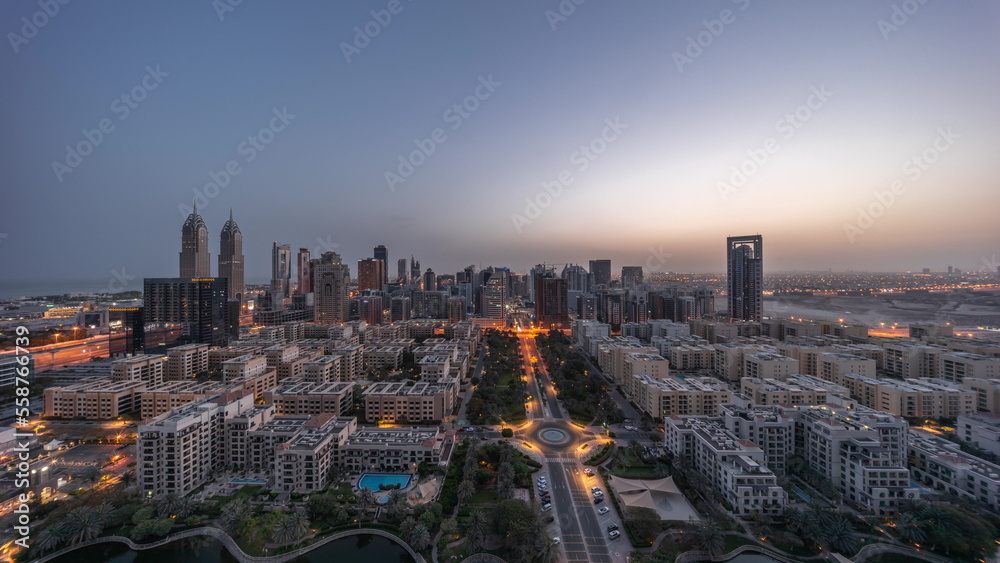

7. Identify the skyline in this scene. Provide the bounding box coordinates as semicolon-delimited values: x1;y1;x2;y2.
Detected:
2;2;999;281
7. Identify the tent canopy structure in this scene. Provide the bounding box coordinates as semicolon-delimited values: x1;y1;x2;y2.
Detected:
608;475;700;522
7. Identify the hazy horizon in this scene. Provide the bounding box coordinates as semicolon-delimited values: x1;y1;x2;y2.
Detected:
2;2;998;281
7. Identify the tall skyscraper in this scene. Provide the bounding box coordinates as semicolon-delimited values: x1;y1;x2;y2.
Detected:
534;273;569;328
313;252;350;323
423;268;437;291
180;201;210;278
271;242;292;299
143;278;230;346
374;245;389;287
359;293;384;325
621;266;643;288
358;258;385;292
480;267;508;319
561;264;592;292
727;235;763;322
390;296;411;322
397;258;407;284
296;248;311;294
589;259;611;287
410;256;421;285
218;209;244;301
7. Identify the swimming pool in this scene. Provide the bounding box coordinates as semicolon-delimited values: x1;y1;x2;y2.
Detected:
231;478;268;484
358;473;412;491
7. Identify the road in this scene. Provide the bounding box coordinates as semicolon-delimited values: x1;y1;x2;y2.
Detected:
0;335;109;370
510;318;625;563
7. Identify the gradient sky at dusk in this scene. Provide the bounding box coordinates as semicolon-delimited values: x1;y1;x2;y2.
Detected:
1;1;998;283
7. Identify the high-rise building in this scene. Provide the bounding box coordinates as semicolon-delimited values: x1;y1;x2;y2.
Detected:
218;209;244;301
727;235;763;321
447;297;467;323
621;266;643;288
561;264;592;293
359;294;384;325
180;201;210;278
390;296;411;322
534;274;569;328
109;306;145;355
589;259;611;287
296;248;312;294
410;255;420;284
480;267;508;319
397;258;407;284
358;258;385;292
271;242;292;299
313;252;350;323
143;278;231;346
374;245;389;287
423;268;437;291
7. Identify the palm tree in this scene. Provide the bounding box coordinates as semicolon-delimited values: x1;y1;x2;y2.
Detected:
272;513;299;546
827;517;860;555
65;506;105;544
400;516;417;538
81;466;103;486
356;487;375;515
467;509;490;552
219;499;248;535
696;520;724;555
387;489;407;516
497;461;514;484
119;470;135;489
34;525;67;554
157;492;184;517
894;511;927;544
499;443;514;465
409;523;431;551
497;478;514;500
458;479;476;505
272;511;309;545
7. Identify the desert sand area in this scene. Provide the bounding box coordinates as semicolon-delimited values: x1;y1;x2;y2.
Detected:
758;290;1000;331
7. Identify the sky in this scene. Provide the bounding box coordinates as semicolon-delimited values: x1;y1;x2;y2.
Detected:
1;1;998;285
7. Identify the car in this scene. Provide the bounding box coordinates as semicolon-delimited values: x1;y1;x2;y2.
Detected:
542;503;552;511
597;506;609;515
607;524;619;532
544;515;555;523
594;496;604;504
591;486;602;493
552;537;560;545
583;468;594;476
609;530;621;540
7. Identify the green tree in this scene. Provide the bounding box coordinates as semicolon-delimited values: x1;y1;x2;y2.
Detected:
65;506;106;544
696;520;724;555
356;488;375;515
466;509;490;552
626;507;662;543
409;523;432;551
458;478;476;505
34;525;67;554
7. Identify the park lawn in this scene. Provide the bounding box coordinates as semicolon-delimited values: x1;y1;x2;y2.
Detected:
468;490;499;505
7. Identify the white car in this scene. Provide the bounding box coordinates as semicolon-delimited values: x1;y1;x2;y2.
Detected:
542;503;552;511
609;530;620;540
598;506;609;515
552;537;560;545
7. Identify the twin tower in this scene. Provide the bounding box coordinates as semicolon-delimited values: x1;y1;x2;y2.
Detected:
179;202;245;301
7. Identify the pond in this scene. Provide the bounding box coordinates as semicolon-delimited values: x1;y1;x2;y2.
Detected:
47;532;415;563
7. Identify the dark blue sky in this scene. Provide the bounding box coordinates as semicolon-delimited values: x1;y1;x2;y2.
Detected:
2;1;998;283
